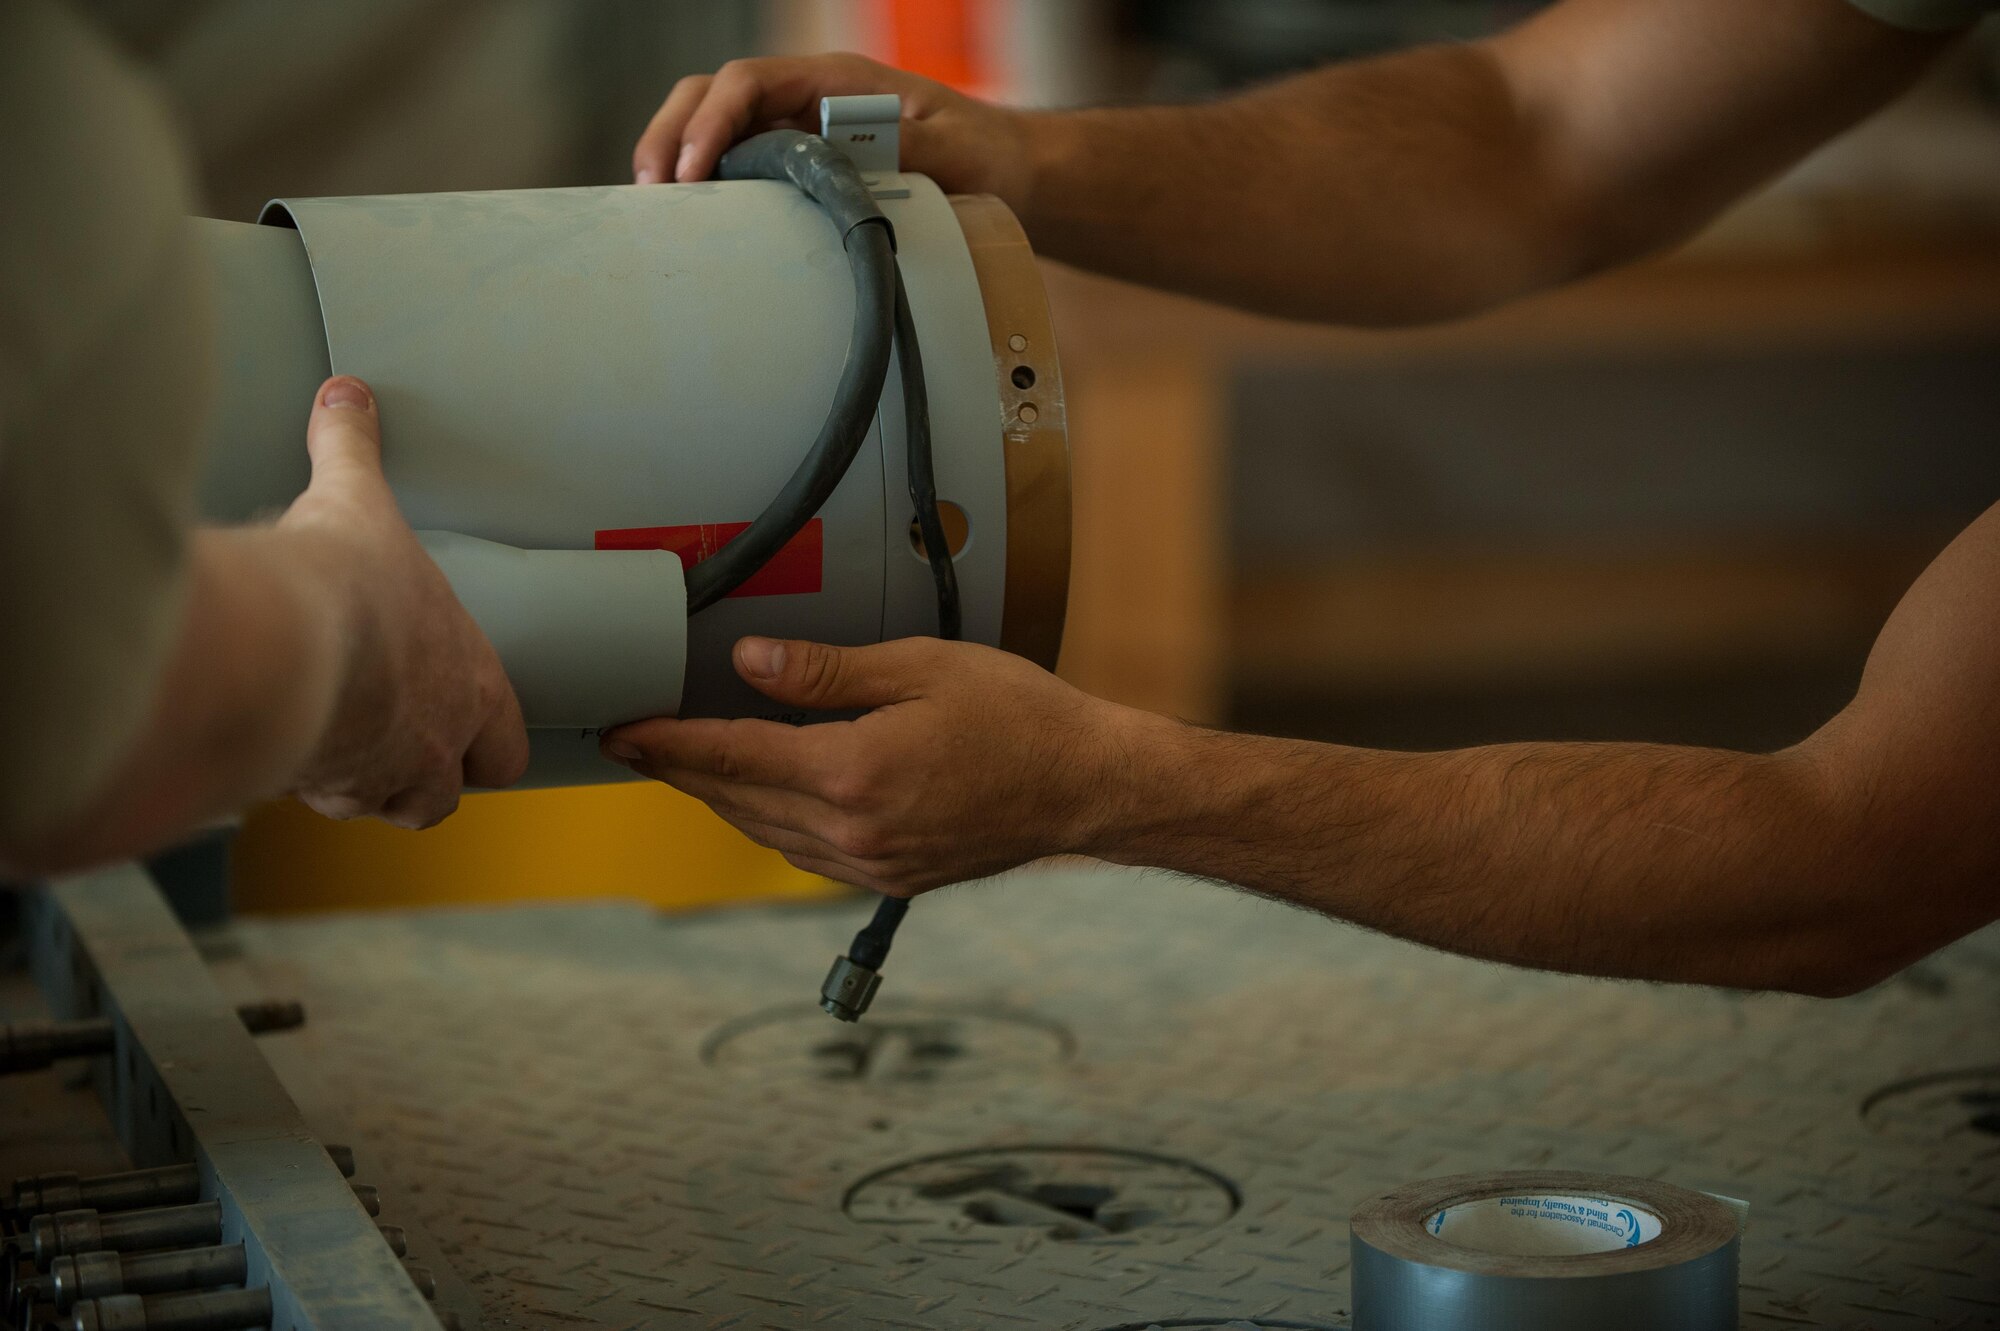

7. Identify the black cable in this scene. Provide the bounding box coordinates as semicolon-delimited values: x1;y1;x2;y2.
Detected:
703;129;954;1020
848;895;909;972
897;266;962;640
692;131;898;613
820;272;958;1017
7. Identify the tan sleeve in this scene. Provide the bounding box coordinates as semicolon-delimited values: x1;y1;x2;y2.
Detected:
0;2;213;849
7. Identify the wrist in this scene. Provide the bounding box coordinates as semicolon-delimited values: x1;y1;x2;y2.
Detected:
1007;108;1074;237
1065;703;1209;865
256;525;375;776
177;528;355;794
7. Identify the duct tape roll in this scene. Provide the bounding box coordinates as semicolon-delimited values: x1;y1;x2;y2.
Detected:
1350;1170;1741;1331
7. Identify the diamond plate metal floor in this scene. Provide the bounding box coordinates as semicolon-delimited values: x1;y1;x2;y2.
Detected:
203;868;1998;1330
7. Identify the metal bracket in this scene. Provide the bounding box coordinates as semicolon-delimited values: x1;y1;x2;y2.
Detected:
19;866;475;1330
820;94;908;199
819;94;900;173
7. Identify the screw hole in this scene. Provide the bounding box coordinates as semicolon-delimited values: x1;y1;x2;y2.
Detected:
908;501;970;561
1010;365;1037;390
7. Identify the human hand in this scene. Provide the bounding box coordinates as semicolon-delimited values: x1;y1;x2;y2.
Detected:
632;53;1037;209
278;377;529;827
602;636;1148;894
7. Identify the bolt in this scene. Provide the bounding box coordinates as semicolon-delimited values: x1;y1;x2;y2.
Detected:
403;1264;435;1300
0;1024;100;1076
13;1144;347;1231
11;1168;198;1225
348;1184;379;1216
1;1004;303;1079
376;1225;407;1258
229;1001;304;1036
30;1204;220;1269
9;1175;79;1221
69;1288;268;1331
50;1248;244;1311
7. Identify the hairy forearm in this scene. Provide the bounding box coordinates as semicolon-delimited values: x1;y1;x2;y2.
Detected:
1007;0;1948;326
1014;43;1578;325
1088;717;1917;995
8;528;349;875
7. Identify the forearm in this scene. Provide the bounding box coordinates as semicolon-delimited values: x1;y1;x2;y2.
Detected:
1016;44;1571;325
9;528;350;874
1008;0;1947;326
1088;716;1908;995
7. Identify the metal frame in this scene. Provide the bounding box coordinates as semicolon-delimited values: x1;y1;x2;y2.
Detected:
24;864;461;1331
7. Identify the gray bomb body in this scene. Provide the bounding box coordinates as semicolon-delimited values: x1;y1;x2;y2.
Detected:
191;175;1062;786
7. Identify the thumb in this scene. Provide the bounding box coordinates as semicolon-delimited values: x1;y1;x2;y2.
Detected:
304;376;387;493
734;637;927;711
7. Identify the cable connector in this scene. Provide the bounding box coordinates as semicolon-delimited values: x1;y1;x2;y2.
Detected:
821;895;909;1022
819;954;883;1022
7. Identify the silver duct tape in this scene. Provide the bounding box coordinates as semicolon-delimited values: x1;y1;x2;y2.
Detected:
1350;1170;1740;1331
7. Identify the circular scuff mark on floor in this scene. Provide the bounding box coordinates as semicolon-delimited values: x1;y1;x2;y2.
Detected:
844;1145;1240;1246
1860;1065;2000;1146
701;1001;1073;1085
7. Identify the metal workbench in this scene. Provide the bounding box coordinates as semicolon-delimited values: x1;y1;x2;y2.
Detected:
5;866;1997;1329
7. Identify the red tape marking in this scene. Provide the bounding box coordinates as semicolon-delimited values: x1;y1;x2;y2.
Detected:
594;518;823;598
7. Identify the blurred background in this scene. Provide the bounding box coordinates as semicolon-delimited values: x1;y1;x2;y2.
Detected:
85;0;2000;916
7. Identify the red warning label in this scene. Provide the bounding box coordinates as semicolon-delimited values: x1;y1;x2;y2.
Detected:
595;518;824;598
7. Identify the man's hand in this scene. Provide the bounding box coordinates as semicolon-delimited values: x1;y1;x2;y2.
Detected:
603;636;1142;894
601;498;2000;995
632;53;1035;208
1;376;530;877
277;377;528;828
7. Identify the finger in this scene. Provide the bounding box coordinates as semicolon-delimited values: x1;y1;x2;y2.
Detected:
727;822;883;890
779;850;870;887
304;376;389;495
462;671;530;789
603;714;834;787
718;810;845;862
675;60;796;182
378;781;462;831
649;765;837;836
633;74;711;183
677;55;881;182
771;846;916;897
733;637;936;712
298;790;371;822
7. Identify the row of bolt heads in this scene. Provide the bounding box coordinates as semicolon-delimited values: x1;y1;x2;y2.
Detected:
1;1153;454;1331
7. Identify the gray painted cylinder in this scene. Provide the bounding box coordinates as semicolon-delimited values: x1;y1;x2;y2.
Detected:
190;173;1033;787
416;532;684;729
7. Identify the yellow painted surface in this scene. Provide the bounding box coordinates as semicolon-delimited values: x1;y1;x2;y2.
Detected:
232;781;844;914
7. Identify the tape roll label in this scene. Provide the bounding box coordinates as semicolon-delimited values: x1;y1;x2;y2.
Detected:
1424;1194;1663;1256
